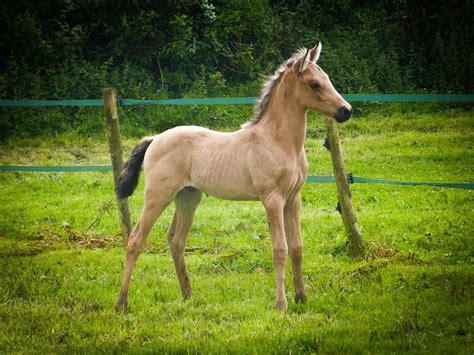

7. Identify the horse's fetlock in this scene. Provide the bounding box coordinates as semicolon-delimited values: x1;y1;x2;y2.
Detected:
275;296;288;311
294;291;307;304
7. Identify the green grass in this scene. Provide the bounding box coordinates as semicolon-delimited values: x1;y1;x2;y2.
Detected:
0;110;473;353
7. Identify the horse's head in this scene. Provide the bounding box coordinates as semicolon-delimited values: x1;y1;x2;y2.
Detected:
290;42;352;123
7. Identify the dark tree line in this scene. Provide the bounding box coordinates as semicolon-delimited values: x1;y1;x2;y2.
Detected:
1;0;472;100
0;0;472;138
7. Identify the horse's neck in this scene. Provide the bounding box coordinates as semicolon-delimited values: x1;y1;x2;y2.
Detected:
258;86;307;156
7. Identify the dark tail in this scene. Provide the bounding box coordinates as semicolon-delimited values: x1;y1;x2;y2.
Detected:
116;138;153;199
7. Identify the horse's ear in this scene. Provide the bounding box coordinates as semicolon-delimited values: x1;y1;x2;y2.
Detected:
310;41;322;63
294;49;310;74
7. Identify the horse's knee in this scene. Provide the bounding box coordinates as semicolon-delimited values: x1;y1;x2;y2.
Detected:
166;230;174;244
169;237;185;254
272;245;288;262
289;242;303;259
127;234;146;254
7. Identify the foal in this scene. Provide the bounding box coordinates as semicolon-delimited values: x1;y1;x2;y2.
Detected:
115;42;352;311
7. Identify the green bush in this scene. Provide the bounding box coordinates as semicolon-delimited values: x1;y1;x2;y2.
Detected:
0;1;472;138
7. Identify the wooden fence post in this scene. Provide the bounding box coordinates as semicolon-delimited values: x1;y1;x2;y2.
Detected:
102;88;132;242
325;117;364;257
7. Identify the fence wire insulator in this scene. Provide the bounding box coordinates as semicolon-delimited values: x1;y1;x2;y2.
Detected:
323;137;330;151
347;172;354;184
335;201;342;214
117;96;123;106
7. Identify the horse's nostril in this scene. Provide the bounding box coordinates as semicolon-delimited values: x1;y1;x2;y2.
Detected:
343;107;352;121
335;106;352;122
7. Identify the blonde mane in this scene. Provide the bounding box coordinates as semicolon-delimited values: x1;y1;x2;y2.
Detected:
244;48;309;127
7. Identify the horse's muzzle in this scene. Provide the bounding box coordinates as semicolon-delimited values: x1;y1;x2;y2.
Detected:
334;106;352;123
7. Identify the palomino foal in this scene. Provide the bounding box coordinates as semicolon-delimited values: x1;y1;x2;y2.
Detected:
115;42;352;312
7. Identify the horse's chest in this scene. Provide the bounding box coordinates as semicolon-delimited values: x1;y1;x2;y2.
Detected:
270;161;306;198
288;165;306;192
289;153;309;193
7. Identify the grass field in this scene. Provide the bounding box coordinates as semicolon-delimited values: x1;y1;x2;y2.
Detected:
0;110;473;353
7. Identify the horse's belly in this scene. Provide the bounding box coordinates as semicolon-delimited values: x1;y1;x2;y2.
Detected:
193;175;259;201
201;185;259;201
191;164;259;201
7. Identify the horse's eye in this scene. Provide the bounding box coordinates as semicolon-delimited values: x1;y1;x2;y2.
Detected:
309;81;320;90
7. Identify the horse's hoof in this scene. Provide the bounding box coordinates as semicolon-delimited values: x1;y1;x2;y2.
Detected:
275;298;288;311
294;292;307;304
115;300;128;313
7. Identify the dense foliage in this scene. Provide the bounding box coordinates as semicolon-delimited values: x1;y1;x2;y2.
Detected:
0;0;472;137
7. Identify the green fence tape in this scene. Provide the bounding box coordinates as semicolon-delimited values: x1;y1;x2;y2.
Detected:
121;97;257;106
352;176;474;190
306;175;336;183
0;166;472;190
0;165;112;172
0;99;103;107
343;94;474;102
1;94;473;107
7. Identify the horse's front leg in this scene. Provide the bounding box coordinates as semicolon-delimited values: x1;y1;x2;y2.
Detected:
263;194;288;311
284;192;306;303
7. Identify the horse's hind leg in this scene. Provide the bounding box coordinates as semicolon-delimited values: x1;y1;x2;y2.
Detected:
167;187;202;299
115;189;174;312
